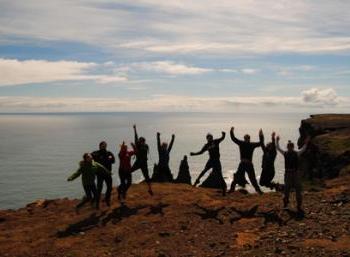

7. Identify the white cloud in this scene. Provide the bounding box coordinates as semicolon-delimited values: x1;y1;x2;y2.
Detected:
302;88;338;106
118;61;211;75
1;1;350;55
0;88;348;112
0;59;127;86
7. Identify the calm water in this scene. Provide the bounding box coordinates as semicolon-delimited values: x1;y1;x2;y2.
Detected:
0;112;309;209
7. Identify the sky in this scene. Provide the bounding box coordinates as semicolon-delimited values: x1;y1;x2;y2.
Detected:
0;0;349;113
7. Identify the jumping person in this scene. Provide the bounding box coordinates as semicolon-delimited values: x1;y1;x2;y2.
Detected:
67;153;110;211
229;127;263;194
190;132;227;196
130;125;153;195
276;136;309;214
92;141;115;207
117;142;136;203
259;132;278;190
152;132;175;182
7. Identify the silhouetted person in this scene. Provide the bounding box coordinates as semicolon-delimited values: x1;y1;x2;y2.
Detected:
67;153;110;211
92;141;115;207
190;132;227;196
276;136;309;214
117;142;136;203
152;132;175;182
259;132;278;190
175;155;192;185
130;125;153;195
229;127;263;194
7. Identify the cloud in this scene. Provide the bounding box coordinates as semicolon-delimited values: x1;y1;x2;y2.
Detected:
277;65;315;76
0;88;348;112
302;88;338;106
116;61;259;76
1;1;350;56
0;59;127;86
117;61;211;75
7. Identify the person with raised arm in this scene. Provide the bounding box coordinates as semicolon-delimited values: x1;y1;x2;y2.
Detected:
276;135;310;214
190;132;227;196
229;127;264;194
259;132;278;190
152;132;175;182
67;153;110;211
130;125;153;196
117;142;136;203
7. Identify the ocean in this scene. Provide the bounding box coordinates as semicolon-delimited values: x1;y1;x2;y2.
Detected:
0;112;309;209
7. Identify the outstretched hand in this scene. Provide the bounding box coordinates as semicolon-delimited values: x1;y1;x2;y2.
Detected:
272;132;276;138
172;134;175;138
230;127;235;132
157;132;160;136
276;136;280;142
222;131;226;136
190;152;194;156
133;124;136;129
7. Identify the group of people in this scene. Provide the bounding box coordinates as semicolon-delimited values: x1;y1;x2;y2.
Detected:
68;125;310;214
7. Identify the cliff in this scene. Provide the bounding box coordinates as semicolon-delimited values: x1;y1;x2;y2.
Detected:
298;114;350;178
1;114;350;257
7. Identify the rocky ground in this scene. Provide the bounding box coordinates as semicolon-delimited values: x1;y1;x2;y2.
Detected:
1;114;350;257
1;177;350;257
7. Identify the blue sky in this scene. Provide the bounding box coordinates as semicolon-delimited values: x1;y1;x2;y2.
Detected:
0;0;349;112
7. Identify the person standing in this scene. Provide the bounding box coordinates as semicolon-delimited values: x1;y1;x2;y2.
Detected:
259;132;278;190
92;141;115;207
67;153;110;211
117;142;136;203
130;125;153;195
276;136;309;214
229;127;263;194
190;132;227;196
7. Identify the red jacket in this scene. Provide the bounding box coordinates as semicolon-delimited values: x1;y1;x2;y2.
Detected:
119;150;135;171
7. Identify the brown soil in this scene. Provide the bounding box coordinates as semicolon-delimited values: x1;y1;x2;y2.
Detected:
1;176;350;257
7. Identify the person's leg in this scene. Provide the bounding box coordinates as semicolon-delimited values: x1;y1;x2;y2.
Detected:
213;159;226;196
90;183;98;209
76;184;91;209
118;169;126;200
294;173;303;212
124;172;132;199
96;174;104;209
246;163;263;194
194;160;212;186
283;173;291;209
141;163;153;195
230;162;244;192
104;174;112;206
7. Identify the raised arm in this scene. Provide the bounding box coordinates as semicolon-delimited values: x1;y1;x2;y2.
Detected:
190;145;207;156
217;131;226;143
271;132;276;152
230;127;242;145
67;167;82;181
251;129;264;148
260;129;266;151
297;136;310;156
130;142;137;155
156;132;161;152
133;124;138;144
168;134;175;153
276;136;286;155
